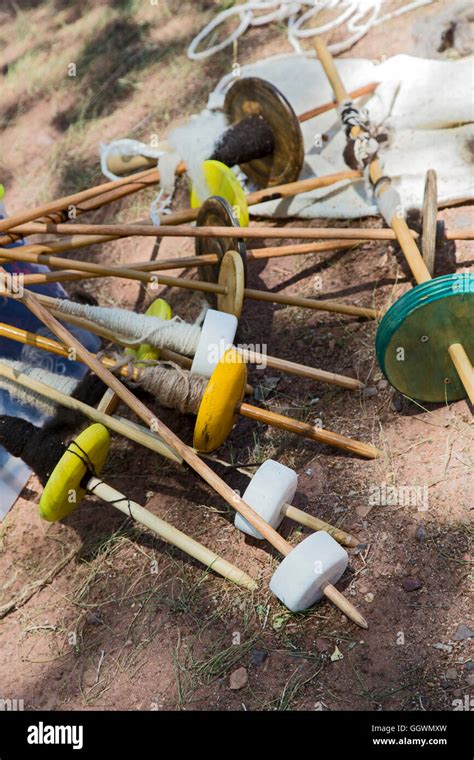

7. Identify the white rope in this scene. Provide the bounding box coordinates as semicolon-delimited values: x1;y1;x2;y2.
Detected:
99;139;165;182
100;138;174;225
0;360;78;417
52;300;203;357
187;0;437;59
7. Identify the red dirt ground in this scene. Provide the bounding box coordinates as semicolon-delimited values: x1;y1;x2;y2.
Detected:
0;0;472;712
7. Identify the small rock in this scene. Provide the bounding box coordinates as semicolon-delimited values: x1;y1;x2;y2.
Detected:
363;386;378;399
402;578;423;592
466;674;474;687
433;642;453;653
452;624;474;641
391;392;403;412
364;592;375;603
330;645;344;662
229;667;248;690
250;650;268;667
356;504;373;518
86;613;103;625
415;525;427;542
445;668;457;680
464;661;474;672
377;379;388;390
358;584;369;595
315;638;330;653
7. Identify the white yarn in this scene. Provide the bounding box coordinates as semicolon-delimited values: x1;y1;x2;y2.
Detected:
187;1;437;59
376;182;402;225
52;300;203;357
148;152;183;226
0;360;78;417
167;110;229;203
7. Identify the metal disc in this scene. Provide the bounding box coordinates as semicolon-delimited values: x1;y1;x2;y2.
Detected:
376;273;474;402
223;77;304;188
195;196;247;290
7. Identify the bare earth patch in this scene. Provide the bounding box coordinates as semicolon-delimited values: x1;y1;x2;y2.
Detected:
0;0;472;712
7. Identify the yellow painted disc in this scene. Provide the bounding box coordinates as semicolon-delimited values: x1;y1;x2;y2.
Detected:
136;298;172;362
190;160;249;227
217;250;245;319
39;423;111;522
193;348;247;452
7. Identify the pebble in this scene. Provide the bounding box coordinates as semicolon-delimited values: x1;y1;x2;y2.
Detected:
86;613;103;625
364;593;375;603
452;624;474;641
391;393;403;412
464;661;474;671
415;525;427;542
363;386;378;399
356;504;373;518
466;674;474;687
402;578;423;592
250;650;268;667
445;668;457;680
433;643;453;653
377;379;389;390
229;667;248;690
315;638;330;653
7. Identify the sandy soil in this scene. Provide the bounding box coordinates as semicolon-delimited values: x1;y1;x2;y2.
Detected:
0;0;472;712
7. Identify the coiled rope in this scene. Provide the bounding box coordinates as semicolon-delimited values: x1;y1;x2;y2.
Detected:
187;1;437;59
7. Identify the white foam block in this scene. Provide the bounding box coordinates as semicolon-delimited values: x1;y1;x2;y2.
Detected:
191;309;238;377
270;531;348;612
235;459;297;539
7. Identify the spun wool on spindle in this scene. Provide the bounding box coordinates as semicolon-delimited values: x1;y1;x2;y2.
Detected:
0;360;79;417
136;363;208;415
0;373;107;484
52;300;202;356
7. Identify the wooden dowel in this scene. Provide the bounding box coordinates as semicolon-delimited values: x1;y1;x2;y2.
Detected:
321;581;367;627
0;361;180;463
281;504;360;548
244;170;361;206
240;349;363;391
237;402;380;459
448;343;474;406
86;478;257;589
298;82;379;122
243;287;378;320
4;221;417;240
8;219;470;241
